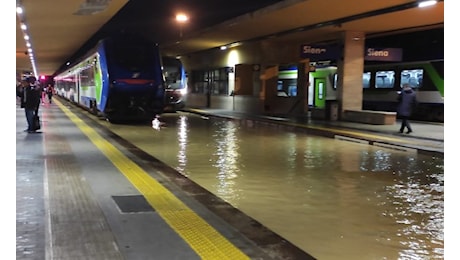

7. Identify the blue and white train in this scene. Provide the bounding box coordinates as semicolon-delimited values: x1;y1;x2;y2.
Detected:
54;34;166;122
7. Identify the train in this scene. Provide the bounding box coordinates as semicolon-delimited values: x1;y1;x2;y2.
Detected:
54;34;166;122
162;56;187;112
303;60;444;122
363;60;443;122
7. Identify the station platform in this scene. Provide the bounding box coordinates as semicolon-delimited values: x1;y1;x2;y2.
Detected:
15;100;444;259
15;100;315;260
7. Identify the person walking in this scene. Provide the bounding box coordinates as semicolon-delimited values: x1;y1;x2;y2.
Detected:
18;76;41;133
40;83;46;104
46;83;54;104
397;83;417;134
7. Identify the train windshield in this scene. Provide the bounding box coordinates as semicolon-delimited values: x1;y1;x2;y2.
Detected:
110;40;158;71
163;57;186;90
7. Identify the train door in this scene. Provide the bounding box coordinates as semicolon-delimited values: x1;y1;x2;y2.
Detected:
314;78;326;108
76;73;81;104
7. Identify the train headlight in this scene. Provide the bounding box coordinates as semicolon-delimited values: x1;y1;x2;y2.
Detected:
178;88;187;95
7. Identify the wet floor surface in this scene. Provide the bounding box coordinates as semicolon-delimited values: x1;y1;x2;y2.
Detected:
93;111;444;259
16;99;445;259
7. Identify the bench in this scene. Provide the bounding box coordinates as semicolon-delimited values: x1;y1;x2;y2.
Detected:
343;110;396;125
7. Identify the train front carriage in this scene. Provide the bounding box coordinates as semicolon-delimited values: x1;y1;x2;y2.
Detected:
54;34;166;123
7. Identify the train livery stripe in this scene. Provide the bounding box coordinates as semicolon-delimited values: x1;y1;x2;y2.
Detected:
56;100;250;260
423;63;444;97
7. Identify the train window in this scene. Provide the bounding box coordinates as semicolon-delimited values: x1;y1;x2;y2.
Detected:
288;85;297;96
278;66;298;97
362;72;371;88
318;82;324;99
80;65;95;87
400;69;423;88
333;73;338;89
277;79;297;97
375;70;395;89
277;80;283;91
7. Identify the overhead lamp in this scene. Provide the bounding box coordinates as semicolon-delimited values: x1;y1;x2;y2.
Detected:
417;0;437;8
176;13;189;38
176;13;189;23
17;3;39;77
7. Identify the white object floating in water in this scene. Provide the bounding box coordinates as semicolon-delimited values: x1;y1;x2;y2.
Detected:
152;117;161;130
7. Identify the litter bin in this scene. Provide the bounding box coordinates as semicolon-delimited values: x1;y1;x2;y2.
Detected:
326;100;338;121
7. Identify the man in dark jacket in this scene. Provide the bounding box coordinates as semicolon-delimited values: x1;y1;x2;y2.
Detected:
397;84;417;134
19;76;41;133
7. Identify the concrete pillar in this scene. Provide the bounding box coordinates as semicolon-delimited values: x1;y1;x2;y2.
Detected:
296;59;310;114
337;31;365;117
259;65;279;112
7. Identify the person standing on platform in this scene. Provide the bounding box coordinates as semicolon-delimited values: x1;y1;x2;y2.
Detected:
397;83;417;134
19;76;41;133
46;84;54;104
16;81;25;106
40;82;46;104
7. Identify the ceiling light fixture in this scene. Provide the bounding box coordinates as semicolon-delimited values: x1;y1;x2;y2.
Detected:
417;0;437;8
16;4;38;78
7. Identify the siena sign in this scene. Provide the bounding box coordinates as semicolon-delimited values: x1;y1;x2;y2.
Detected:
300;44;339;61
300;44;403;62
365;48;403;61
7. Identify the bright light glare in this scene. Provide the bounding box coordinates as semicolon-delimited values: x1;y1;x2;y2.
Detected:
418;0;437;8
176;13;188;23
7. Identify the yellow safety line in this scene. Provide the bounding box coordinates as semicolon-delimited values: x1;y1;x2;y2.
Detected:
55;100;250;260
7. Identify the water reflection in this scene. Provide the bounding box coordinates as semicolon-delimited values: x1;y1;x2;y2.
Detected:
388;173;444;259
117;114;444;259
176;115;188;173
211;121;241;201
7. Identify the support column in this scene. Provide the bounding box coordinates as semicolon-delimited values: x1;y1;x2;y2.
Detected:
296;59;310;115
259;65;279;113
337;31;365;117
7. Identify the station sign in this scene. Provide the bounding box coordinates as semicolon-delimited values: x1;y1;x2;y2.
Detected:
300;44;339;61
364;47;403;61
300;44;403;62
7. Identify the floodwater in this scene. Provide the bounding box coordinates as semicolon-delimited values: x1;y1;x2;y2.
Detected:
103;112;444;260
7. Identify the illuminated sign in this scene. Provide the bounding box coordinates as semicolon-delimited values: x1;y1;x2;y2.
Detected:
300;44;339;61
300;44;403;62
365;47;403;61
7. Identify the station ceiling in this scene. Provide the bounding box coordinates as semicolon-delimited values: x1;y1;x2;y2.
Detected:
16;0;444;77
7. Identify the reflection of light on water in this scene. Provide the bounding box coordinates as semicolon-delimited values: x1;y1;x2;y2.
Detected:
211;121;240;201
356;149;444;258
386;172;444;259
176;116;188;174
285;133;298;170
135;114;444;259
359;149;393;172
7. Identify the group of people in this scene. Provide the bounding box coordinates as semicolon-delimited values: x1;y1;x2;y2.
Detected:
16;76;54;133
